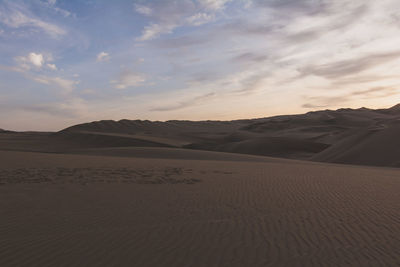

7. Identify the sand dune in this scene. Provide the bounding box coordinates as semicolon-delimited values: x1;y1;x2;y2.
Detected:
186;137;329;159
48;104;400;167
1;150;400;266
313;121;400;167
2;105;400;167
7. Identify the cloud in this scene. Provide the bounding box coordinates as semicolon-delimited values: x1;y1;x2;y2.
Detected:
14;52;56;70
232;52;268;63
15;52;43;69
222;1;366;44
190;71;222;84
111;70;146;89
22;97;88;118
198;0;231;10
0;2;66;38
302;95;351;109
96;52;110;62
134;4;152;15
279;3;368;46
135;0;231;41
302;86;400;109
151;92;216;111
154;35;211;49
29;53;44;67
186;12;215;26
135;1;192;41
351;86;399;98
0;64;25;73
137;23;177;41
41;0;71;17
300;51;400;79
331;75;395;87
47;0;57;5
47;63;57;70
302;103;327;109
33;75;78;94
251;0;328;14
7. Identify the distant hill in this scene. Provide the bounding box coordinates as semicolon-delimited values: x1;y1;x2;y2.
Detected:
55;104;400;167
0;128;12;133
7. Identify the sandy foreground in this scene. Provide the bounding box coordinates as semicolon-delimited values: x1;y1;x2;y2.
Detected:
1;150;400;266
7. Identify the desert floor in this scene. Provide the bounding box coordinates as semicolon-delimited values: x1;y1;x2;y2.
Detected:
1;150;400;266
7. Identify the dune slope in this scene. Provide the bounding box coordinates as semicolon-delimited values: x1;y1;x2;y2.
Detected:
313;121;400;167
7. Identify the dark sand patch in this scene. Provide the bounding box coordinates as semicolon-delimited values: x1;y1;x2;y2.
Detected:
0;167;201;185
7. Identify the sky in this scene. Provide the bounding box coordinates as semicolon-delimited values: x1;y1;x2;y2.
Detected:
1;0;400;131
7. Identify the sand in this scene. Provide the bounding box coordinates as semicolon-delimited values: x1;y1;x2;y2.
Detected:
1;150;400;266
2;104;400;266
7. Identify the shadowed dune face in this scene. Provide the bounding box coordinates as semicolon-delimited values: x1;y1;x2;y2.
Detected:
1;150;400;266
312;122;400;167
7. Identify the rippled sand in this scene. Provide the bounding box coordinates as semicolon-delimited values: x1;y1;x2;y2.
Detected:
1;150;400;266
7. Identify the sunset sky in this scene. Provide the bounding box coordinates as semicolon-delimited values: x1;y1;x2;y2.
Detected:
1;0;400;131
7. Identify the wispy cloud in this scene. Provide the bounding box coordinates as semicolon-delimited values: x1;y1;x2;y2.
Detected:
151;92;216;111
41;0;72;18
0;2;66;38
232;52;268;64
47;63;57;71
154;35;211;49
137;23;177;41
302;86;400;109
300;51;400;79
96;52;110;62
22;97;88;118
110;70;146;89
198;0;231;10
135;0;231;41
352;86;399;98
134;4;152;16
33;75;78;94
186;12;215;26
